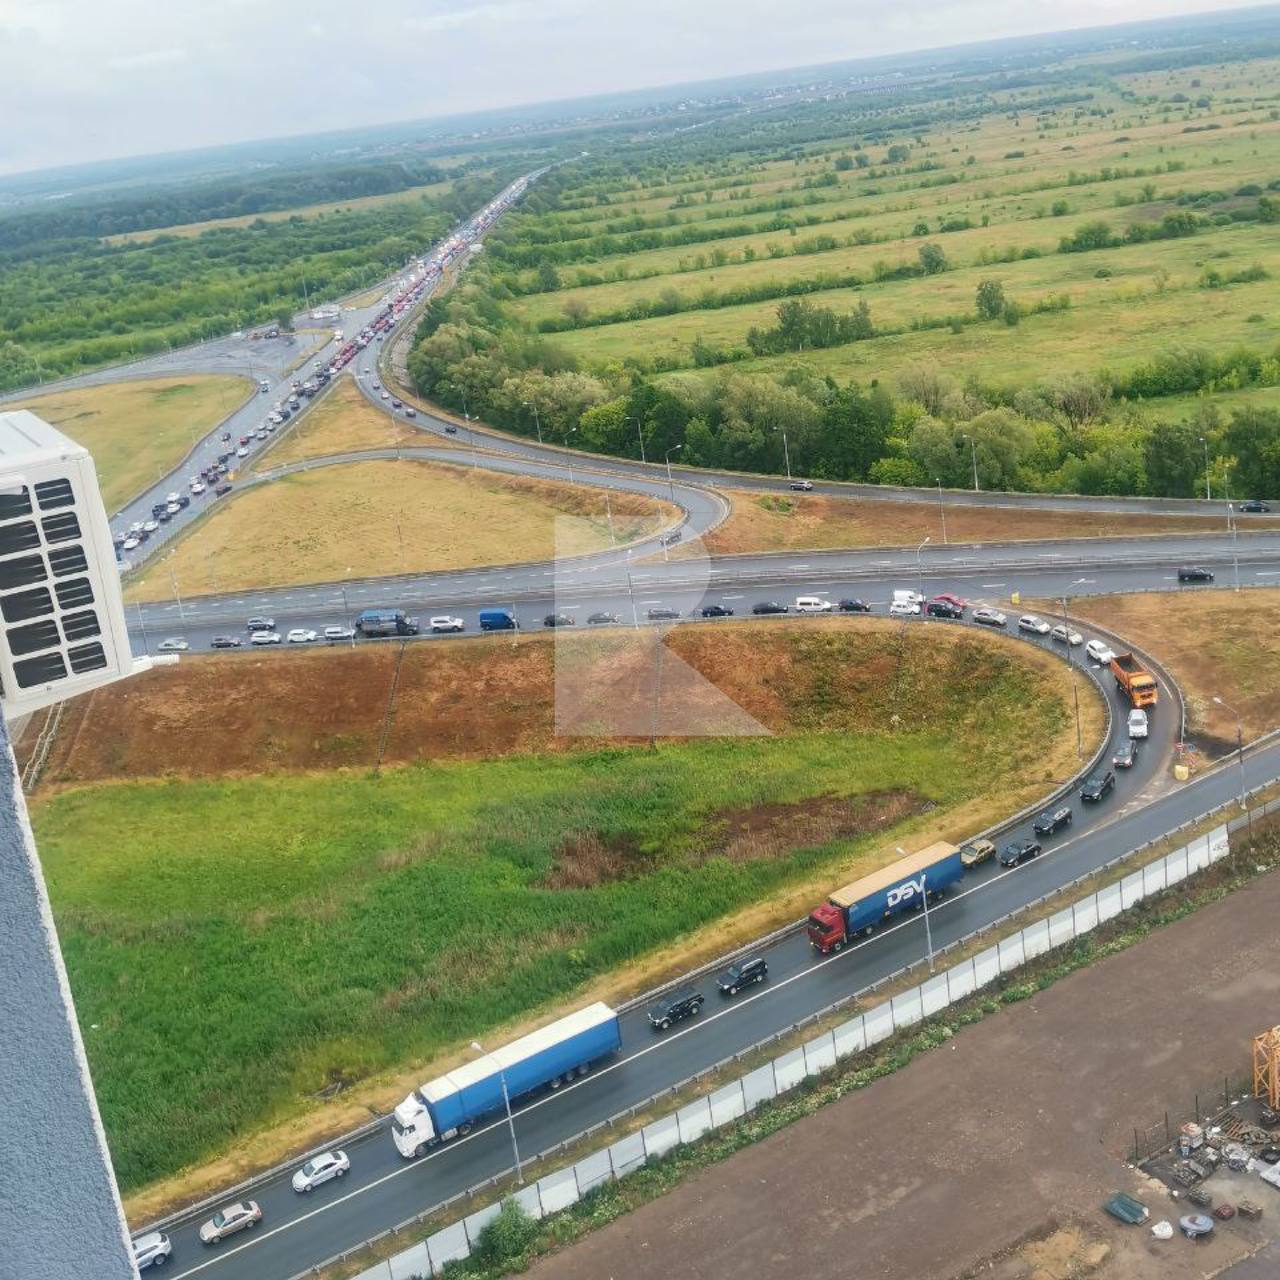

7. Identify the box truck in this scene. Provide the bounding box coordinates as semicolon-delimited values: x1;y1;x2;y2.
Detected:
392;1003;621;1158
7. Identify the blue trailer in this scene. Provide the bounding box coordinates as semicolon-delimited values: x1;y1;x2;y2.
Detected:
807;842;964;954
479;608;517;631
392;1003;621;1157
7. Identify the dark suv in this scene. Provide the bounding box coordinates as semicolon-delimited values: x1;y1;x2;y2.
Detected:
926;599;964;619
648;990;704;1031
716;957;768;996
752;601;788;615
1080;770;1116;802
838;598;871;613
1032;806;1073;837
1177;566;1214;583
700;604;734;618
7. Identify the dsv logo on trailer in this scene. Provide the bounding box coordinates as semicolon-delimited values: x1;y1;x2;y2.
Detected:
886;877;925;909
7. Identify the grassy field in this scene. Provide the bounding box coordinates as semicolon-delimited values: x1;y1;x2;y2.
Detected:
124;458;676;600
694;490;1280;557
30;622;1088;1196
11;375;251;512
103;179;457;244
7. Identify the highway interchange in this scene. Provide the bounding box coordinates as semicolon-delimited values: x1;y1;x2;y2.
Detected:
24;174;1280;1278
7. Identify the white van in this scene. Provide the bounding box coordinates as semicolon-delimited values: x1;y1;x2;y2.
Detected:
893;589;924;606
794;596;833;613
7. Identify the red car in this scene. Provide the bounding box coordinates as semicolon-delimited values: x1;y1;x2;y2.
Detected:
931;593;968;610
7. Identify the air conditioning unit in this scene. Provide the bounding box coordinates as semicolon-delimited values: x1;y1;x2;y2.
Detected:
0;410;143;720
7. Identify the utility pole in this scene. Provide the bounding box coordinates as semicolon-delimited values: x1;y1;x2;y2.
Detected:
962;433;979;492
628;415;647;466
936;478;948;545
665;445;683;505
1200;436;1211;502
523;401;543;444
916;535;930;601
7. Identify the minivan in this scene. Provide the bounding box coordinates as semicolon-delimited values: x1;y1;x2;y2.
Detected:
794;596;833;613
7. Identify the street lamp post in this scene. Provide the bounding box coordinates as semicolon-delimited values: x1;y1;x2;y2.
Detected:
470;1041;523;1184
665;445;683;505
627;416;647;466
1228;502;1240;592
936;478;948;545
962;433;979;493
1060;578;1087;760
1212;695;1249;818
898;846;934;972
523;401;543;444
563;427;578;485
1200;436;1211;501
915;535;930;601
775;428;791;483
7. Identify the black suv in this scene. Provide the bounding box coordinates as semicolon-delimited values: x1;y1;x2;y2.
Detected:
1177;566;1215;583
701;604;734;618
926;599;963;619
716;957;768;996
999;838;1043;867
1080;770;1117;802
1240;500;1271;513
543;613;574;627
587;611;619;625
752;601;788;615
838;599;871;613
648;990;704;1031
1033;806;1073;837
210;635;242;649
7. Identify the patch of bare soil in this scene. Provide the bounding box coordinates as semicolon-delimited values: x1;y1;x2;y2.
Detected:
541;831;645;889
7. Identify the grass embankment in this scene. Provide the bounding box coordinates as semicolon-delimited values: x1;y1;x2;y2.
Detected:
12;375;250;511
30;623;1090;1200
1071;588;1280;748
124;458;675;600
694;490;1280;555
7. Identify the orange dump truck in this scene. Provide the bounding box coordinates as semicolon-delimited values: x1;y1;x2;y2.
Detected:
1110;652;1158;708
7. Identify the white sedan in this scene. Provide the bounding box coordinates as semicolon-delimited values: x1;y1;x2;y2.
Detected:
1050;624;1084;646
430;616;465;633
1018;615;1051;636
889;600;921;617
122;536;141;551
250;631;282;645
156;637;189;652
1085;639;1116;665
286;628;318;643
292;1149;350;1193
190;481;206;495
236;447;249;458
199;1200;261;1245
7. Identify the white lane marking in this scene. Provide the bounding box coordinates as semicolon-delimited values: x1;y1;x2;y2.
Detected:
981;582;1006;589
720;594;744;600
1256;571;1280;577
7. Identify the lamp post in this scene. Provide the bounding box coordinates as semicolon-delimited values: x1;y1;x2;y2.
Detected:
1212;695;1249;816
665;445;682;505
627;415;647;466
523;400;543;444
775;428;792;483
898;846;934;973
1200;436;1211;501
563;427;578;485
915;535;930;601
962;433;979;492
1228;501;1240;592
936;478;948;545
470;1041;523;1184
1060;577;1087;760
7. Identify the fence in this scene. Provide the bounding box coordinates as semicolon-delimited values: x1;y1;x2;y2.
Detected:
1131;1073;1255;1164
342;821;1231;1280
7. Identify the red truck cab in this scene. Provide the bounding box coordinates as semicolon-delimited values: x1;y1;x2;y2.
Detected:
807;903;847;954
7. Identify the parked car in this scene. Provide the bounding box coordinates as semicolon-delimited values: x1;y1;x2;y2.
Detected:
1080;770;1117;802
788;479;814;491
1033;805;1073;837
1240;500;1271;513
926;599;963;619
889;600;921;617
246;616;275;632
999;838;1043;868
210;635;242;649
647;607;681;620
1050;624;1084;646
1018;614;1051;635
292;1149;349;1193
1177;566;1215;583
543;613;574;627
837;599;871;613
1085;639;1116;665
323;625;354;641
972;607;1007;627
959;838;996;869
1128;709;1149;739
199;1201;261;1245
700;604;734;617
131;1231;172;1270
250;631;282;645
156;637;189;652
716;956;768;995
286;628;318;643
587;611;620;625
1113;739;1139;769
752;601;788;615
429;616;465;633
648;989;704;1031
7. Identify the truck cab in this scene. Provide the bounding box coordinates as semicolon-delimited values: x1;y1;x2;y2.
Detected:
806;902;848;953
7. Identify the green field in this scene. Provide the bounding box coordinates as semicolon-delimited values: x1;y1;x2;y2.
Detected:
34;627;1072;1190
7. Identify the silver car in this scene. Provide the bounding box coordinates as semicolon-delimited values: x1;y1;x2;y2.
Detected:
292;1148;350;1192
199;1201;261;1245
132;1232;172;1269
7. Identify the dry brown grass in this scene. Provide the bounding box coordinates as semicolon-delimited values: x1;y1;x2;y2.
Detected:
693;491;1280;556
1070;588;1280;749
124;459;676;600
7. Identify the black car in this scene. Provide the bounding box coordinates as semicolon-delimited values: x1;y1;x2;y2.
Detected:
926;599;963;620
444;425;458;435
158;508;174;523
716;957;768;996
210;635;242;649
543;613;574;627
587;611;620;625
700;604;734;618
1240;500;1271;513
660;531;682;546
999;838;1043;867
1113;740;1138;769
246;616;275;632
648;989;704;1031
151;503;166;517
177;494;190;509
752;601;788;615
1032;806;1073;837
837;599;871;613
647;607;680;620
214;483;232;496
1080;770;1117;802
1177;566;1215;583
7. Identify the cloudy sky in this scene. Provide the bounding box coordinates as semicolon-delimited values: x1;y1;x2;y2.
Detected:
0;0;1263;176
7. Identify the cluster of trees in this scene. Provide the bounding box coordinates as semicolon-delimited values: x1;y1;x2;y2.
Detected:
745;298;874;355
408;266;1280;500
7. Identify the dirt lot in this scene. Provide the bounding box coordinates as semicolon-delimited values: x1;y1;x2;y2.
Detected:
525;864;1280;1280
695;490;1280;556
1071;589;1280;749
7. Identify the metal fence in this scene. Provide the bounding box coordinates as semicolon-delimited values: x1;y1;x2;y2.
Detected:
342;822;1231;1280
1132;1073;1256;1164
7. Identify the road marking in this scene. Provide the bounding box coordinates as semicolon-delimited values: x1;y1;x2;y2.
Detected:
720;594;744;600
981;582;1006;589
1256;571;1280;577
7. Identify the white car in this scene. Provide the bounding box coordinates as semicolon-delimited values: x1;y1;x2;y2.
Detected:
236;447;249;458
972;607;1007;627
156;637;189;652
889;600;921;617
143;519;159;533
1018;615;1051;636
166;502;181;515
166;491;181;504
1085;639;1116;665
1050;624;1084;646
190;481;206;495
429;616;465;633
380;390;391;400
286;628;318;643
1127;709;1149;739
250;631;282;645
893;589;925;605
131;1231;172;1270
122;536;141;551
323;625;354;641
199;1201;261;1245
292;1149;350;1193
793;596;833;614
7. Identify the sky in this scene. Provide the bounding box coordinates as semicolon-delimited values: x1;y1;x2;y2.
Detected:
0;0;1267;177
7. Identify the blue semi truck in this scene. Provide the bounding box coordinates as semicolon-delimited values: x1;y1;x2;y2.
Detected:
392;1003;621;1158
806;842;964;954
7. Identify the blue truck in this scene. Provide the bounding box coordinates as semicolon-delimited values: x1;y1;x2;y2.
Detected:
806;842;964;954
478;608;518;631
391;1003;621;1158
